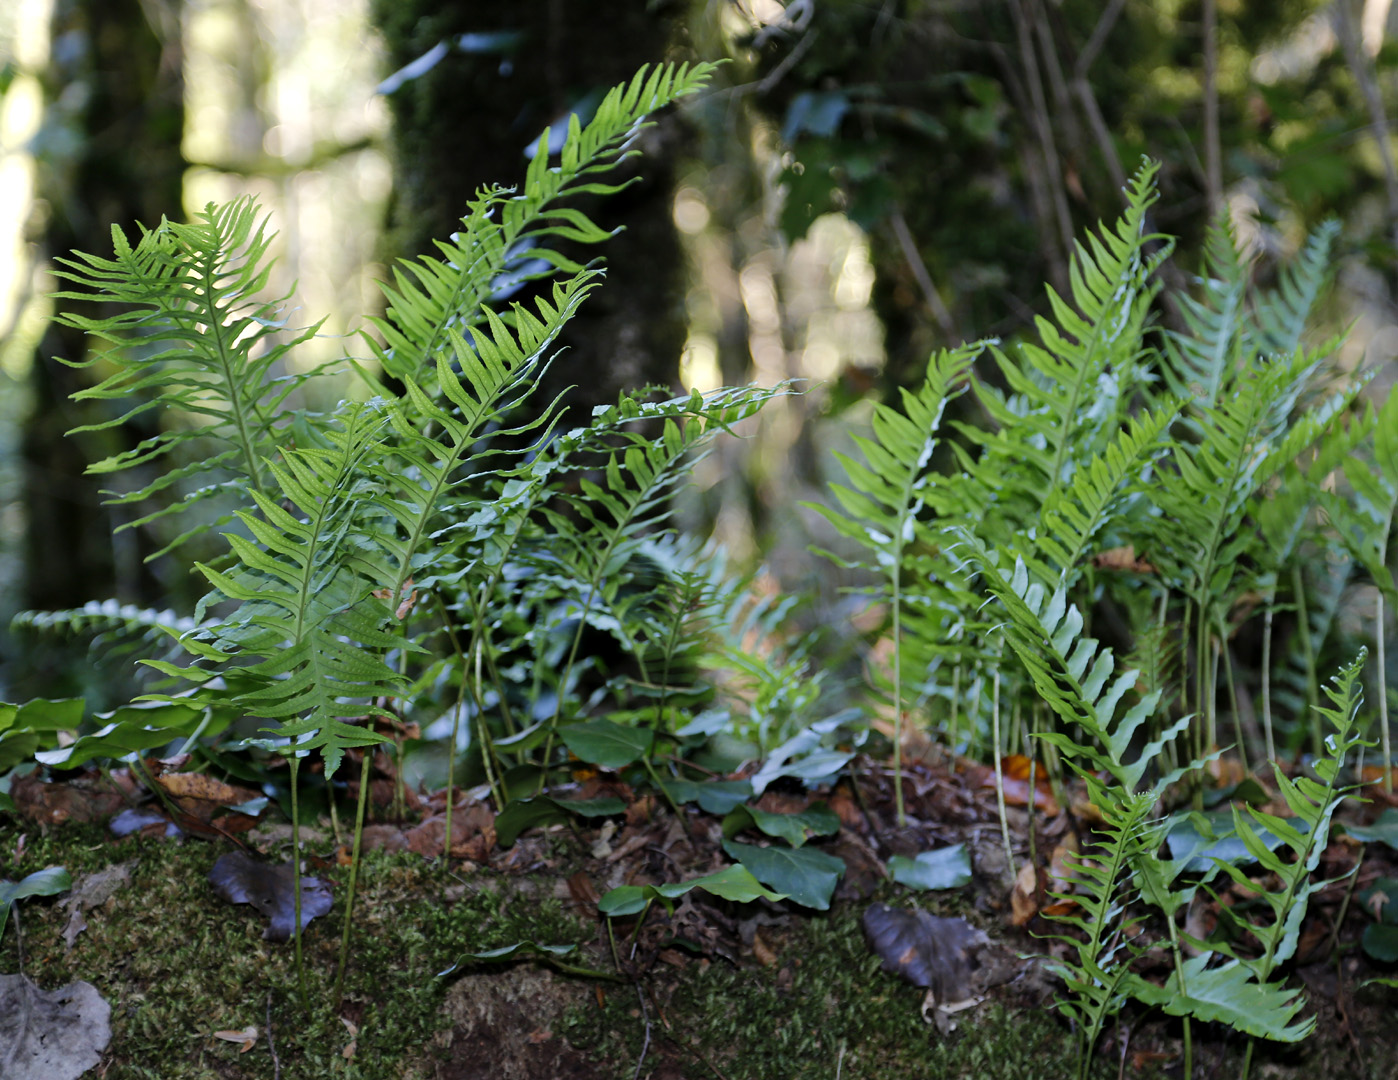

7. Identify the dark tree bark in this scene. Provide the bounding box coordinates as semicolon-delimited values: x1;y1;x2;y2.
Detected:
21;0;185;613
369;1;690;425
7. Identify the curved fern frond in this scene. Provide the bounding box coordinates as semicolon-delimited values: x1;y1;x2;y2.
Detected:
144;400;403;778
52;198;323;556
1164;213;1251;407
1253;219;1340;357
964;161;1166;516
1035;400;1180;584
367;61;717;391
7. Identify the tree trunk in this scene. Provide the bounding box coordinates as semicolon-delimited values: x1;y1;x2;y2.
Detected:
369;2;688;425
21;0;185;613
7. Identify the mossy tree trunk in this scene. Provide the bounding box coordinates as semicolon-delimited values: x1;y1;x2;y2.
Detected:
369;1;691;424
21;0;185;615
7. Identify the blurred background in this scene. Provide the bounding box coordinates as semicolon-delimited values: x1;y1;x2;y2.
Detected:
2;0;1397;705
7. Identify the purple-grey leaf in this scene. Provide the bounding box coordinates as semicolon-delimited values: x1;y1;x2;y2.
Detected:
208;851;332;942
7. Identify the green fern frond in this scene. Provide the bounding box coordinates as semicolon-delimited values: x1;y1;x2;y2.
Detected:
13;600;199;639
1164;213;1251;406
1253;220;1340;357
965;160;1166;514
367;61;717;390
52;198;323;555
1035;400;1179;583
143;400;403;777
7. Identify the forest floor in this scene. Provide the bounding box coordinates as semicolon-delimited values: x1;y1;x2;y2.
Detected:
2;750;1397;1080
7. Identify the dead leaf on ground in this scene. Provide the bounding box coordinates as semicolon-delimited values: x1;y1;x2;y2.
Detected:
862;903;990;1005
405;804;495;860
207;851;333;942
153;772;262;832
212;1026;258;1054
966;757;1060;814
11;775;124;826
0;972;111;1080
109;807;180;838
1010;860;1040;927
1093;545;1155;573
61;861;134;949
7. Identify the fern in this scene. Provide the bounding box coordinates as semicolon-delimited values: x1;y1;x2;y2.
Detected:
957;160;1167;542
1164;213;1250;407
963;536;1316;1075
1253;220;1341;357
51;199;324;558
804;340;983;822
368;62;716;392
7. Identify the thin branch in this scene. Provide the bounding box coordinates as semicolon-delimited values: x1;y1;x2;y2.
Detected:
888;207;957;337
1335;0;1398;247
1070;0;1129;195
1202;0;1223;216
1011;0;1075;260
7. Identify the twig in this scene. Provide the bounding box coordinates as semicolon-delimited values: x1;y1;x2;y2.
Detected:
1335;0;1398;248
1071;0;1129;195
1011;0;1075;260
265;992;281;1080
631;983;653;1080
1202;0;1223;216
888;208;956;337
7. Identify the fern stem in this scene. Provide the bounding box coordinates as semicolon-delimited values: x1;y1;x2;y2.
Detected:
1218;616;1248;772
288;754;309;1013
334;748;374;1006
991;664;1013;870
892;547;906;827
1379;591;1392;796
1293;563;1322;757
1261;600;1277;765
470;639;506;814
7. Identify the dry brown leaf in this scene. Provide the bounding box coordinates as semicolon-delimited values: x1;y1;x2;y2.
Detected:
212;1027;258;1054
1093;545;1156;573
752;930;778;968
1009;860;1040;927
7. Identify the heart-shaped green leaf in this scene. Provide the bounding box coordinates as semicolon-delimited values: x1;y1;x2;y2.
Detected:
598;864;787;917
559;719;653;769
722;802;840;848
888;844;972;891
721;838;844;910
494;795;626;847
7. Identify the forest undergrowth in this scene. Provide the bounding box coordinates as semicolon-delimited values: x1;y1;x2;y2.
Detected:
1;61;1397;1080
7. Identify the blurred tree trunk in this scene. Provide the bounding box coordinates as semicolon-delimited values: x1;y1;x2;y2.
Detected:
369;1;689;424
21;0;185;612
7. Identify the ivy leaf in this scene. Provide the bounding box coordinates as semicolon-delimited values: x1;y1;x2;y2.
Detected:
721;839;845;910
598;864;787;917
1343;808;1398;852
0;867;71;950
437;940;578;978
494;796;626;847
888;844;973;891
559;719;653;770
657;778;753;815
722;802;840;848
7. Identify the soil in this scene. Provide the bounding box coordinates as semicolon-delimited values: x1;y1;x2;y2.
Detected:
1;751;1397;1080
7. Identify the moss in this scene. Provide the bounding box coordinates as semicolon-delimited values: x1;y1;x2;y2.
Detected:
0;821;589;1079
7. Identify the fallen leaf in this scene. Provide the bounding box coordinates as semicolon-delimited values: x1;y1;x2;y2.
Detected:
1093;545;1155;573
154;773;262;828
1010;861;1040;926
752;929;778;968
11;775;124;826
109;807;180;838
207;851;333;942
212;1026;258;1054
404;805;494;860
0;972;111;1080
862;903;990;1005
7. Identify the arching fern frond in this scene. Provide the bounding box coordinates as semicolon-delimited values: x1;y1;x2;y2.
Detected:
143;399;403;778
367;61;717;392
967;162;1165;498
1253;220;1340;357
51;198;323;557
1164;214;1251;407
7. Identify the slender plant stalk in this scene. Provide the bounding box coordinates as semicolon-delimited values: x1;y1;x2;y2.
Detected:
1380;591;1392;795
334;748;374;1006
1261;601;1277;764
991;664;1013;869
1219;617;1248;771
1293;563;1322;756
288;754;309;1012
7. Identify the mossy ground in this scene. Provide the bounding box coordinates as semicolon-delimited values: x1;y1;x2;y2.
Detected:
2;817;1393;1079
0;819;1099;1080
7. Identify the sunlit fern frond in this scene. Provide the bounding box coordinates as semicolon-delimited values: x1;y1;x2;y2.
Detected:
367;61;717;394
143;399;404;778
959;161;1167;534
51;198;324;558
1164;213;1251;407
